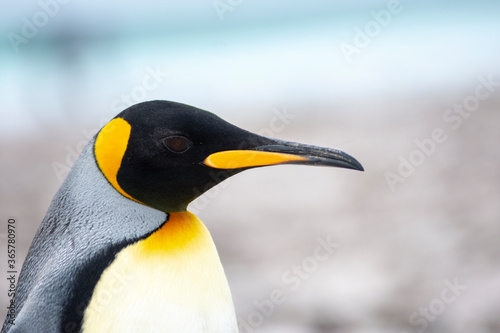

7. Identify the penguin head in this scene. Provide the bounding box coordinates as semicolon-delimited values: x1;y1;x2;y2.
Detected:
94;100;363;212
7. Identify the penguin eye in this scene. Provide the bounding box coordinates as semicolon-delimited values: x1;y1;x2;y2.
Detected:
163;136;191;153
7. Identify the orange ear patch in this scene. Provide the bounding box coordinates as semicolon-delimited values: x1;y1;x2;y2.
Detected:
94;118;140;203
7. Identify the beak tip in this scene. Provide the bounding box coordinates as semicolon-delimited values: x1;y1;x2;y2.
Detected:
339;159;364;172
351;159;364;172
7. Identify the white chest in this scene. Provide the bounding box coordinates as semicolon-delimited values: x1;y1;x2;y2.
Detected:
82;212;238;333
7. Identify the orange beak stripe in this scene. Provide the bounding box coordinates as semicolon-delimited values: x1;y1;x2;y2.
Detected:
204;150;309;169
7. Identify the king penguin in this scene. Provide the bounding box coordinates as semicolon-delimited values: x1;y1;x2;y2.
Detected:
2;100;363;333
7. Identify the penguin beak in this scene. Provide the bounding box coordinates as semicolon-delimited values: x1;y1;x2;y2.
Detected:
203;139;364;172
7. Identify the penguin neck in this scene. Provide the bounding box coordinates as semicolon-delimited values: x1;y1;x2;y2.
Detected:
82;211;238;333
139;211;211;254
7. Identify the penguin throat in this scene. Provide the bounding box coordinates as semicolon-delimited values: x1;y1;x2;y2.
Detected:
141;211;203;253
82;211;237;332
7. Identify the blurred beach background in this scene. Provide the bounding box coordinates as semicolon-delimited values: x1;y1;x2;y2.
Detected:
1;0;500;332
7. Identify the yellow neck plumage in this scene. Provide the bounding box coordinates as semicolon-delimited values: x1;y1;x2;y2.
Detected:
82;211;237;333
